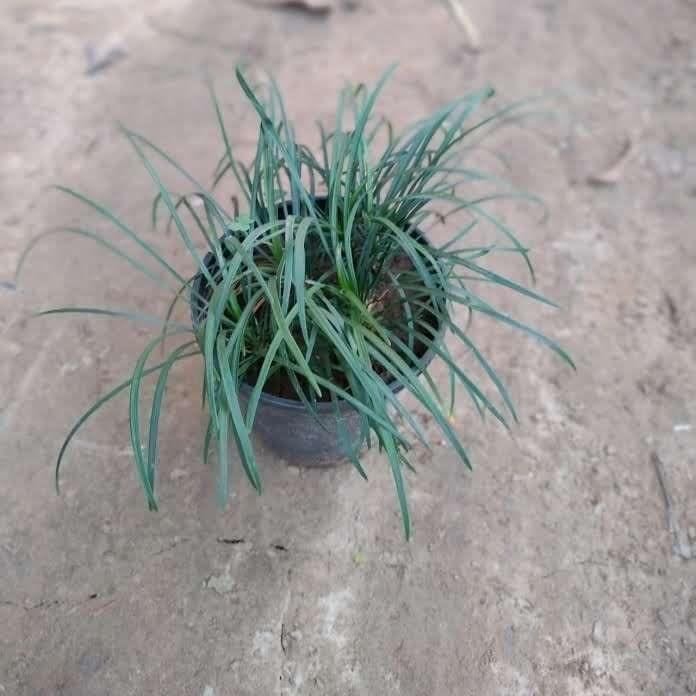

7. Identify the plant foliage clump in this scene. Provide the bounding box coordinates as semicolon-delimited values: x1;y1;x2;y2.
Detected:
20;67;573;538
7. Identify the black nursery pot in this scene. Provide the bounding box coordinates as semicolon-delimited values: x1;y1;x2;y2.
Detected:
191;198;444;467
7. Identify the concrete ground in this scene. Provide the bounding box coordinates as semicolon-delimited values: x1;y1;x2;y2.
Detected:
2;1;696;694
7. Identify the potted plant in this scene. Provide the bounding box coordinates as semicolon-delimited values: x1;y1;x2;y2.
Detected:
19;67;573;537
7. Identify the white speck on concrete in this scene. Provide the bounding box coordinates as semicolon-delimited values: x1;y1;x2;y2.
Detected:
205;564;235;595
383;669;400;686
59;353;93;375
281;661;305;694
591;619;607;645
318;589;353;648
252;630;274;658
202;687;214;696
341;661;363;687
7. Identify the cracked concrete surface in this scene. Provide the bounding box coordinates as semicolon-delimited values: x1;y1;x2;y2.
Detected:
2;0;696;694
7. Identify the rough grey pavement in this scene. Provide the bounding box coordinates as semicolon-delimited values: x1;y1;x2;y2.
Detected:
2;1;696;694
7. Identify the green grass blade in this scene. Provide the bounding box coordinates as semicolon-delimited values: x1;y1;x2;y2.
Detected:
472;302;576;369
216;406;231;506
445;319;518;422
357;325;474;467
54;350;200;494
216;334;262;492
203;415;215;467
129;335;176;509
147;341;198;492
122;130;216;286
380;426;411;539
207;79;251;204
35;307;193;332
55;185;186;284
15;227;170;290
